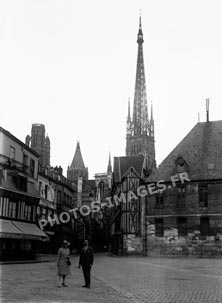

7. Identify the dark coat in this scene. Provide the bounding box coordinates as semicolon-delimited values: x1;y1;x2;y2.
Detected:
79;246;94;266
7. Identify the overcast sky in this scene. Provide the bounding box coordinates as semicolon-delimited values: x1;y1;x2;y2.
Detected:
1;0;222;178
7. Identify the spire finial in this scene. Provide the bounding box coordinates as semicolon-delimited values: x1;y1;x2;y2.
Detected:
137;11;143;43
107;152;112;174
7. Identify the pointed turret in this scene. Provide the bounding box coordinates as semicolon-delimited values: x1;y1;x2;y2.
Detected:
70;141;85;169
107;152;112;175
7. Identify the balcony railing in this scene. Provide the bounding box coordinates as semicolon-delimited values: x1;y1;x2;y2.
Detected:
0;154;29;175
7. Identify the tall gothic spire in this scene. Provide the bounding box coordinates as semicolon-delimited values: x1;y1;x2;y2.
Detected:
107;152;112;175
125;16;155;167
132;16;149;136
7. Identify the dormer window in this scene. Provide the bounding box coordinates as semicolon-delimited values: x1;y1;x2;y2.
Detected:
175;157;188;173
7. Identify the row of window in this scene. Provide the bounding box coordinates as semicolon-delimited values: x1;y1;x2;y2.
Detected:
155;184;209;209
2;239;32;251
38;181;73;207
155;217;210;237
57;190;73;206
37;206;55;221
9;146;36;178
0;197;36;221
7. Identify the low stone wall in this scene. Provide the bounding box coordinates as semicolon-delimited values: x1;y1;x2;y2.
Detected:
145;225;222;257
146;236;222;257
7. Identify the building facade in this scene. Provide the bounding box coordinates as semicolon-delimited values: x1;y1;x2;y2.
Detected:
93;153;113;250
37;169;57;252
144;120;222;257
0;127;47;260
37;166;78;252
110;155;151;255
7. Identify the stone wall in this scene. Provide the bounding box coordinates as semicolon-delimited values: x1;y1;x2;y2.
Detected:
123;234;142;254
146;231;222;258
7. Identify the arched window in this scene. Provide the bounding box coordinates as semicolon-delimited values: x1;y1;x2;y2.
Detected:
175;157;188;173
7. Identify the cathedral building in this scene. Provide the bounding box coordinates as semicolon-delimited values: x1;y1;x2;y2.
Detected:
111;17;156;255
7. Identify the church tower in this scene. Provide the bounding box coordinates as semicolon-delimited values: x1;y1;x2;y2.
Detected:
25;124;50;168
67;141;88;181
126;17;155;167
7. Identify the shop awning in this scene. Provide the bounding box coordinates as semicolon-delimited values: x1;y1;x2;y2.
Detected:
0;219;48;241
12;221;49;240
0;219;24;237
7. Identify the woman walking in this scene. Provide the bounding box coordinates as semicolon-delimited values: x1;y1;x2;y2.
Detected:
57;240;71;287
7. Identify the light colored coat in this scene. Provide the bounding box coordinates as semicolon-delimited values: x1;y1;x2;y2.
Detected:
57;247;70;276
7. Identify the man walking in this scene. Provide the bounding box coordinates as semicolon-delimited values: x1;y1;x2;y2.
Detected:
79;240;94;289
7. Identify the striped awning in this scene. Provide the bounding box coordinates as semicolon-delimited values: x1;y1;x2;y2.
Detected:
0;219;48;241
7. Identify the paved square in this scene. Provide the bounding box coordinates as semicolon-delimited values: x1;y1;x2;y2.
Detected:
1;254;222;303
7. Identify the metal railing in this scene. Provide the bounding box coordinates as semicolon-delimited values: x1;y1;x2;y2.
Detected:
0;154;29;174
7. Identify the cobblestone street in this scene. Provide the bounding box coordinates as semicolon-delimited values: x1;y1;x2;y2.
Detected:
0;254;222;303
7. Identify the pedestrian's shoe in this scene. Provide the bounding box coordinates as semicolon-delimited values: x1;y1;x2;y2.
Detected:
86;285;90;289
82;285;87;287
62;283;68;287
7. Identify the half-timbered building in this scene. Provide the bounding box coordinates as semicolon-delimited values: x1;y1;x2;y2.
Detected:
110;155;152;254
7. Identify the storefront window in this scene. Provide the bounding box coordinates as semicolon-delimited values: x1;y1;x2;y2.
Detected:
21;240;31;251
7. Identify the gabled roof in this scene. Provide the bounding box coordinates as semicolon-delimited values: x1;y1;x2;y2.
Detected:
70;142;85;170
113;155;145;182
0;127;39;157
148;121;222;182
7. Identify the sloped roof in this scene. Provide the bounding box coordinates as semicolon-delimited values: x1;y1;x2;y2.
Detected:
148;121;222;182
70;142;85;169
113;155;145;182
